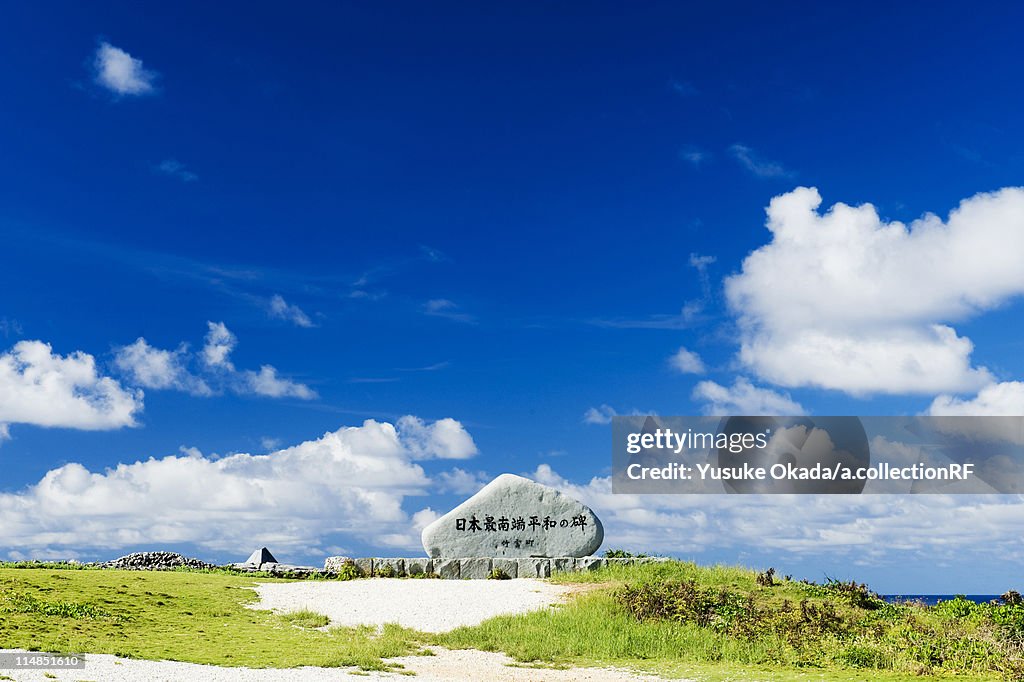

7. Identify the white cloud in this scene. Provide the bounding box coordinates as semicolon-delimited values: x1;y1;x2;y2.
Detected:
0;424;10;444
202;322;236;369
93;42;156;96
397;416;478;459
530;464;1024;578
583;405;618;425
268;294;314;328
422;299;475;323
0;318;23;338
437;468;489;495
679;145;708;166
116;323;315;400
0;340;143;433
669;346;705;374
0;417;476;556
929;381;1024;416
155;159;197;182
689;253;716;269
729;144;792;178
927;382;1024;444
378;507;442;550
243;366;316;399
114;338;211;396
692;377;804;415
725;186;1024;395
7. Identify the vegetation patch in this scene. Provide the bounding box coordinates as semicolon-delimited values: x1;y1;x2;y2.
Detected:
279;609;331;629
0;568;423;670
443;560;1022;680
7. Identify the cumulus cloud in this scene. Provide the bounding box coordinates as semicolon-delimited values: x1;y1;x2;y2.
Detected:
93;42;156;96
436;468;489;495
397;416;479;459
202;322;236;369
692;377;804;415
927;382;1024;445
0;340;142;435
583;405;618;425
530;464;1024;578
114;338;211;396
242;366;316;399
669;346;706;374
0;417;476;556
378;507;442;549
268;294;314;328
725;186;1024;395
115;322;316;400
929;381;1024;416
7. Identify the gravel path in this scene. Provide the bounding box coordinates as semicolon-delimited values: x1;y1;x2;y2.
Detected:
0;647;669;681
250;577;574;633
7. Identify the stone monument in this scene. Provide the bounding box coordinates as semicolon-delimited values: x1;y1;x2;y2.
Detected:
421;473;603;558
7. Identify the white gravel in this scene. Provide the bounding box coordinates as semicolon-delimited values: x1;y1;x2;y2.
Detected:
250;577;574;633
0;647;670;681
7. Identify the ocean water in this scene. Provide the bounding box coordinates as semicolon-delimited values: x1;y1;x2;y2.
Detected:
883;594;1002;606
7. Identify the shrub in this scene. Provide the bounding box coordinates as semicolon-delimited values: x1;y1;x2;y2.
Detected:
821;578;885;610
375;564;397;578
488;568;511;580
1001;591;1024;606
934;595;979;620
331;560;361;581
603;549;648;559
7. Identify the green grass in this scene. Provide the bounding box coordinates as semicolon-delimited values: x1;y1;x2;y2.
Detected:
439;561;1020;680
2;561;1020;680
279;608;331;629
0;568;423;670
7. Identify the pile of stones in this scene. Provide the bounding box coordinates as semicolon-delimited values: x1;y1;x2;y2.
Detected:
102;551;214;571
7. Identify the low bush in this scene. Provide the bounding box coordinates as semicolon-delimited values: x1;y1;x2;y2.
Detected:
614;572;1024;677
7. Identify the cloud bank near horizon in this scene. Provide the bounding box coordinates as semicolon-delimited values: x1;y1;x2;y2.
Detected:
0;417;476;560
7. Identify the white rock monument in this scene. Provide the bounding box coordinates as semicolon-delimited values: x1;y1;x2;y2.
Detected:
421;473;604;558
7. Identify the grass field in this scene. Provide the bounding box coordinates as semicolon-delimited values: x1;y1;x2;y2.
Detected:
0;567;423;671
1;560;1020;680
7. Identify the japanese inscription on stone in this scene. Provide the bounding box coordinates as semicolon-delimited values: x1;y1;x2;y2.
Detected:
421;473;604;558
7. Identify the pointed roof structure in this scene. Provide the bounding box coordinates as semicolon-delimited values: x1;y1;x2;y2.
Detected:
244;547;277;567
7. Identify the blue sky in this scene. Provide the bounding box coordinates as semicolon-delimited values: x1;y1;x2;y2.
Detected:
2;1;1024;593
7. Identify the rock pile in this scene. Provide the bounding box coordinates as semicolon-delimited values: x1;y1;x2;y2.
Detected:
102;551;214;571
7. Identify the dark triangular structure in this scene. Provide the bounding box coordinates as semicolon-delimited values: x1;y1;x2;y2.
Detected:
244;547;277;567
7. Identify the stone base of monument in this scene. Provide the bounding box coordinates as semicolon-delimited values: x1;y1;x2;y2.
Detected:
323;555;670;579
